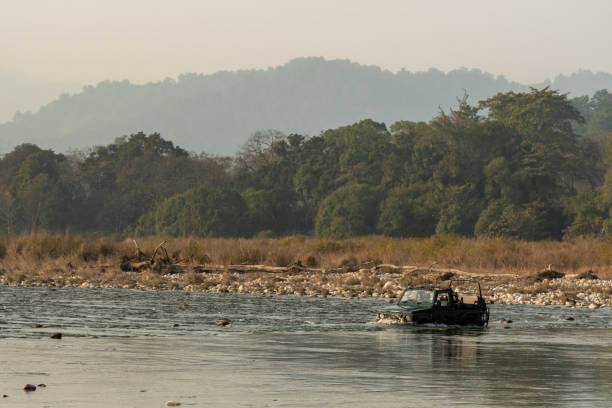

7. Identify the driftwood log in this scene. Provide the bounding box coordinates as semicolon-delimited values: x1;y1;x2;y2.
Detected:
118;240;519;279
120;240;172;271
122;261;520;279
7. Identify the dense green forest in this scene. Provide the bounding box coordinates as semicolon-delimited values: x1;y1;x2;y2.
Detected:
3;57;612;155
1;87;612;240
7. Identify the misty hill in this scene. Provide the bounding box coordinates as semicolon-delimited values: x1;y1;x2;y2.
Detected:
0;68;80;124
2;57;612;155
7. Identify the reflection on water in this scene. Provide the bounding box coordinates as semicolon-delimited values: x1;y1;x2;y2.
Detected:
0;286;610;407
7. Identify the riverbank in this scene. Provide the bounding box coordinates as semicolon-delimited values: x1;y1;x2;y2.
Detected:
1;264;610;308
0;233;611;308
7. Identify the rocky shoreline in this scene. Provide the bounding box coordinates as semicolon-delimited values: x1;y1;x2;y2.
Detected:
1;265;610;309
489;277;611;308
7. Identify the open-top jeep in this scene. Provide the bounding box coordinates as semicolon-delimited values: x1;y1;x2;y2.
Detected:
376;283;489;326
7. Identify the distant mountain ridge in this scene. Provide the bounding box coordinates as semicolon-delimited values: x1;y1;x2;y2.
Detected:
2;57;612;155
0;69;80;126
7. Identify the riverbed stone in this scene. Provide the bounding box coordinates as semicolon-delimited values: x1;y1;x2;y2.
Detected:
382;281;397;290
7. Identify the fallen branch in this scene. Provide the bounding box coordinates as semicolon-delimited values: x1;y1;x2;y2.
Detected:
119;246;521;278
150;240;169;264
132;239;145;260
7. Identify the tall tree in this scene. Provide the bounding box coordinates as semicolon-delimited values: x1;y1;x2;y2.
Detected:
479;87;584;203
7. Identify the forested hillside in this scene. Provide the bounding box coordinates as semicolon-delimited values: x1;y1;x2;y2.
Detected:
0;69;80;125
2;87;612;241
2;57;612;155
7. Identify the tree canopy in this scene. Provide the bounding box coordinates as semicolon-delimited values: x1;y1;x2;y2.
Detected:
2;87;612;241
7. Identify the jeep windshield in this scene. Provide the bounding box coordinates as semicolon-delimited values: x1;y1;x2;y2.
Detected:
397;288;434;309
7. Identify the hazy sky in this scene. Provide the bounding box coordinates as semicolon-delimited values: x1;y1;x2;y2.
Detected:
2;0;612;85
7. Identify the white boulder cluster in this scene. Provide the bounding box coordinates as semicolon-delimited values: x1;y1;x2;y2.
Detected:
489;278;612;308
1;268;609;309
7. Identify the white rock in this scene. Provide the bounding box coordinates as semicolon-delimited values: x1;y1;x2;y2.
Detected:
588;303;599;310
382;281;396;290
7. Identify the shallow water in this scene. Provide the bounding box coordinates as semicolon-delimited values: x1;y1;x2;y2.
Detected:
0;287;610;407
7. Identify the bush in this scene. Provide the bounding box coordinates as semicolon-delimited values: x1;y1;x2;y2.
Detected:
377;185;438;237
134;186;248;237
315;184;382;238
563;191;607;238
435;185;483;236
475;201;563;240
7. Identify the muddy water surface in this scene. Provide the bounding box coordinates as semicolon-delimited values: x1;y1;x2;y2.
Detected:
0;287;610;407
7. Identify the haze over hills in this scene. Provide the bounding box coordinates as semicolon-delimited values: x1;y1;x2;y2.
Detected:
2;57;612;156
0;69;81;125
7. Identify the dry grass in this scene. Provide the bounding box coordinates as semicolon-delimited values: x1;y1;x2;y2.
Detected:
2;232;610;307
1;232;612;280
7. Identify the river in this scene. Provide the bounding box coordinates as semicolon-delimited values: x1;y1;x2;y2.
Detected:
1;287;610;407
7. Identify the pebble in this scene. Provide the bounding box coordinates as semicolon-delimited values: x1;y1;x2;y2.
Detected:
588;303;599;310
217;320;231;327
22;384;36;392
50;333;62;339
37;384;46;388
165;402;181;407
